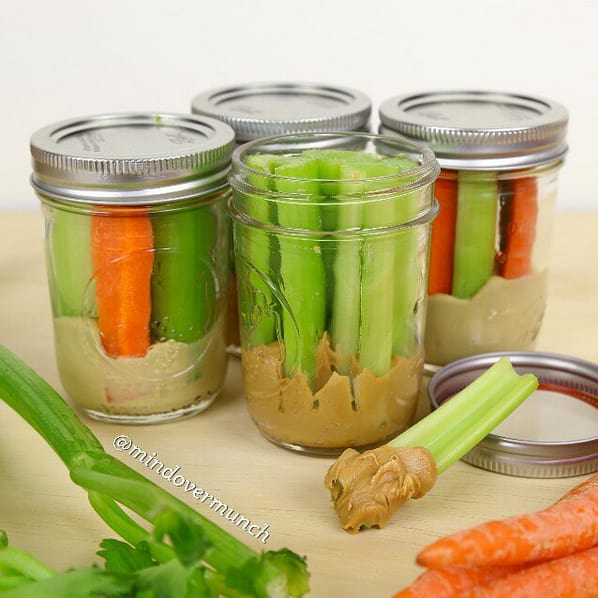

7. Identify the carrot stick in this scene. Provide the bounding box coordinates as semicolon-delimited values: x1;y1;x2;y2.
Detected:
500;177;538;279
417;473;598;569
428;170;458;295
392;564;526;598
460;545;598;598
91;210;154;357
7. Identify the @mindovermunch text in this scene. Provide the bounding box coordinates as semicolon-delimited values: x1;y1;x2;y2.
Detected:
113;434;270;544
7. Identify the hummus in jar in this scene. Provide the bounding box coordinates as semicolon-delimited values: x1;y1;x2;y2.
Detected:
241;333;424;452
425;271;547;366
53;315;227;419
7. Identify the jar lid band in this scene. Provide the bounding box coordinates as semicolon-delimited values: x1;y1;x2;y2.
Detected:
379;91;568;169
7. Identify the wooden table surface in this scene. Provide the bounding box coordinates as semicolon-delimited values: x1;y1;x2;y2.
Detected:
1;211;597;597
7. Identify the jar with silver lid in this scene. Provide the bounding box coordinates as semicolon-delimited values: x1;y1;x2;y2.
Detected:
191;82;372;353
379;91;569;366
30;113;235;423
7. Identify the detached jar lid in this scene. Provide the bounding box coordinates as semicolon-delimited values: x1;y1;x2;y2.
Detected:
379;90;568;169
428;352;598;478
30;113;235;205
191;82;372;141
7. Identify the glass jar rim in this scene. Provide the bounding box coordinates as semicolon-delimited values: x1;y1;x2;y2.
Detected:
229;131;440;199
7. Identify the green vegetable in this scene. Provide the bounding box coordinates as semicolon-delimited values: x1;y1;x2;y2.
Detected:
0;346;310;597
389;357;538;473
47;208;93;317
329;162;366;374
273;157;326;384
452;171;498;299
237;154;280;348
151;205;217;343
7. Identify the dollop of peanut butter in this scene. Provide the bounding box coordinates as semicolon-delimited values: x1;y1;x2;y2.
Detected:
324;445;437;533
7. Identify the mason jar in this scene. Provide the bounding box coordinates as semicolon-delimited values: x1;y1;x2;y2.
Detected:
30;113;235;423
229;132;440;453
191;82;372;355
379;91;569;366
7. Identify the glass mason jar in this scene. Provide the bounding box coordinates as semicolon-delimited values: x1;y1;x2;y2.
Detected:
379;91;569;366
191;82;372;355
30;113;235;423
229;132;440;453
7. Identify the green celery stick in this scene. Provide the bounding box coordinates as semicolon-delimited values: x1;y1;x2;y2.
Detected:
452;171;498;299
389;357;538;473
329;162;366;374
274;157;326;386
48;209;93;317
358;159;406;376
236;153;281;347
386;158;421;357
151;205;216;343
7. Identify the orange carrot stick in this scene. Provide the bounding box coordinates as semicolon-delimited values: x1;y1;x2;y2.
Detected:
428;170;458;294
460;545;598;598
417;473;598;569
500;177;538;279
91;210;154;357
392;564;526;598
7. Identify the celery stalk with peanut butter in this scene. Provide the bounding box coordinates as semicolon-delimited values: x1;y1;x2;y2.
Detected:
324;358;538;532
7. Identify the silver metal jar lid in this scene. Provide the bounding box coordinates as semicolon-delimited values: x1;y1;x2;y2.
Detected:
379;91;569;170
428;352;598;478
191;82;372;141
30;113;235;205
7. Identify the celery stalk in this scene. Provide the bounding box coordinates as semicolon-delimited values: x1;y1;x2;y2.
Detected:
0;346;310;595
358;161;401;376
329;163;366;374
237;154;280;348
452;171;498;299
388;357;538;473
151;206;216;343
364;157;420;358
273;157;325;385
48;209;93;317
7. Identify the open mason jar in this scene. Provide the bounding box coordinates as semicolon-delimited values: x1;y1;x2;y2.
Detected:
229;132;440;453
30;113;235;423
379;91;569;366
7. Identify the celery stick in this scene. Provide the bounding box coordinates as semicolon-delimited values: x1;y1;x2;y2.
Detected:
389;357;538;473
392;160;421;357
452;171;498;299
274;157;325;386
237;153;280;348
151;206;216;343
48;209;93;317
364;158;421;358
358;161;399;376
329;163;366;374
304;151;365;368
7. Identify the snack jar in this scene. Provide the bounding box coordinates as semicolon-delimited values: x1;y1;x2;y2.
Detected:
229;132;440;453
191;82;372;354
30;113;235;423
379;91;569;366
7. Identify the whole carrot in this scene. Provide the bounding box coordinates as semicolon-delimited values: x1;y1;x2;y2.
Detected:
417;473;598;569
428;170;458;295
392;564;526;598
91;209;154;357
460;545;598;598
500;177;538;279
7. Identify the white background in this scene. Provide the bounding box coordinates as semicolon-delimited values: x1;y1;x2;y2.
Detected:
2;0;596;211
